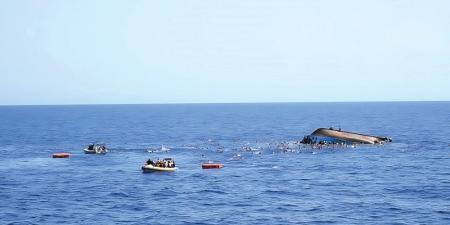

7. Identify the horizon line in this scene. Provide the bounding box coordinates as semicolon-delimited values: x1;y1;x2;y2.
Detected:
0;100;449;107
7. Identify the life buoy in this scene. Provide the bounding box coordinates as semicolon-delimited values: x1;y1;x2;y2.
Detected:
202;163;224;169
52;153;70;158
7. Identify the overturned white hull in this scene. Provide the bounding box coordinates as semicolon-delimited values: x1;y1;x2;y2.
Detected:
302;128;392;145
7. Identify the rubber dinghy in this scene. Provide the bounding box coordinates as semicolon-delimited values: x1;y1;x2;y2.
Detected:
141;158;177;173
141;164;177;172
84;143;108;154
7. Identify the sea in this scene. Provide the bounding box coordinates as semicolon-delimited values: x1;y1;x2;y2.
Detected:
0;102;449;224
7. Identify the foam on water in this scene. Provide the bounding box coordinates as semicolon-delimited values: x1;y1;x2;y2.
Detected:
0;102;449;224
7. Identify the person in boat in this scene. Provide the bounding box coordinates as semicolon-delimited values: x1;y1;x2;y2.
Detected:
146;159;154;166
88;144;94;150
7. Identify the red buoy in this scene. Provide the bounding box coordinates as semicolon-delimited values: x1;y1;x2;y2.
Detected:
52;153;71;158
202;163;224;169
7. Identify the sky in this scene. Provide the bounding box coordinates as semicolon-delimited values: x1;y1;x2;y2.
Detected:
0;0;449;105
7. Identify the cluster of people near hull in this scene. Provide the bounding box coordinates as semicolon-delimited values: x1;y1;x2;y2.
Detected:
301;127;392;146
300;135;351;145
146;158;176;168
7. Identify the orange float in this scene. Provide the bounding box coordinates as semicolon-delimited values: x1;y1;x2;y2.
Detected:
52;153;71;158
202;162;224;169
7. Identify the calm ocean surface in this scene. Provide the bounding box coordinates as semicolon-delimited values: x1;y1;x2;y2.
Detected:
0;102;449;224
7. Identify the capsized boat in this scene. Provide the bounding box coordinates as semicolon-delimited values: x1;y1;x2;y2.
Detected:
202;161;224;169
301;128;392;145
84;143;108;154
141;158;177;173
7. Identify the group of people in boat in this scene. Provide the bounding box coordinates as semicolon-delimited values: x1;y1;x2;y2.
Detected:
87;144;107;151
85;143;108;154
146;158;176;168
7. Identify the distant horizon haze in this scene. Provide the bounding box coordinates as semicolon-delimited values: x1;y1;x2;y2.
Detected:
1;100;449;107
1;0;449;105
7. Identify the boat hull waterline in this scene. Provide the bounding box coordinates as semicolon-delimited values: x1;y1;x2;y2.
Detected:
84;149;108;154
141;165;177;172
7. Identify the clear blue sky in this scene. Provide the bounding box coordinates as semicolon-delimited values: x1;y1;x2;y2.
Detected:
1;0;449;105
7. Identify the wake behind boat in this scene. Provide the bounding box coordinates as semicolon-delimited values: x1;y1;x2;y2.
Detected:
84;143;108;154
147;145;171;153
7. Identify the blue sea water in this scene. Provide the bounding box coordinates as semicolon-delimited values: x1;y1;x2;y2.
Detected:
0;102;449;224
